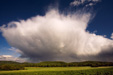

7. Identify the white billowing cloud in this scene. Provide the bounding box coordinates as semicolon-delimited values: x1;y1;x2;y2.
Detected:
111;33;113;39
0;9;113;62
0;55;25;62
70;0;101;6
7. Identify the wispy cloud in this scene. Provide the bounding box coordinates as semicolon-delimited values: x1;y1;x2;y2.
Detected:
0;55;25;62
70;0;101;7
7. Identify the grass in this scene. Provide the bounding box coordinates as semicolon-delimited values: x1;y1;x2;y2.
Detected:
0;67;113;75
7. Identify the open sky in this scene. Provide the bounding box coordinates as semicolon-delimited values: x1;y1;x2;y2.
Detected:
0;0;113;62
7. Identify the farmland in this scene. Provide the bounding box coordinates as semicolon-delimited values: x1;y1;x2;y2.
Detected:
0;67;113;75
0;61;113;75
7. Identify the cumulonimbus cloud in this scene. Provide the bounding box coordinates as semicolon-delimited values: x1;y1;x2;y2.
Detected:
0;7;113;62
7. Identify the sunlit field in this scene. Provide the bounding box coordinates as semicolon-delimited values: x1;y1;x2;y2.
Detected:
0;67;113;75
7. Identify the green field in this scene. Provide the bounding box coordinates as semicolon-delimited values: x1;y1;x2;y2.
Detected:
0;67;113;75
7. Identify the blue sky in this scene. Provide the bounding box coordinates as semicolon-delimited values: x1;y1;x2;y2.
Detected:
0;0;113;62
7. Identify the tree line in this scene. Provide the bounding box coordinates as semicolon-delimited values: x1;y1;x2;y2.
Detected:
0;61;113;70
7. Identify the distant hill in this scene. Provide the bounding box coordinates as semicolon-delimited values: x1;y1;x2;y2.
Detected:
69;61;113;67
37;61;67;67
0;61;19;65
